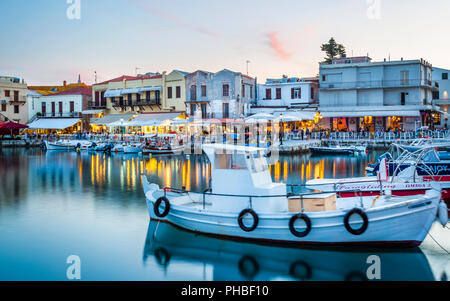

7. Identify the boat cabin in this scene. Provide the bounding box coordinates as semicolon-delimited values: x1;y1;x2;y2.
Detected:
202;144;287;213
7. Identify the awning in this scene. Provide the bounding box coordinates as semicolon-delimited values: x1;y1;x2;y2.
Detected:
139;86;162;93
320;110;421;118
27;118;81;130
103;86;161;98
82;110;104;115
103;90;123;98
120;88;141;94
91;113;136;126
273;111;317;121
125;112;183;127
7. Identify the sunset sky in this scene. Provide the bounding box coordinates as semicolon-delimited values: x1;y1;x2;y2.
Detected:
1;0;450;85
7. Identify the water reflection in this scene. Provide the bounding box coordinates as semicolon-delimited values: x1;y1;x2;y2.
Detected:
143;221;435;281
1;149;443;281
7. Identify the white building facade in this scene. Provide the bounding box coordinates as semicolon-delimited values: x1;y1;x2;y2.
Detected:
319;57;438;132
185;69;255;119
252;77;318;113
27;86;92;132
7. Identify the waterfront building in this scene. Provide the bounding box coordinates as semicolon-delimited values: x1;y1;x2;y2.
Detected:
0;76;29;124
92;70;188;115
431;67;450;129
27;85;93;133
253;77;319;111
185;69;255;119
318;56;439;132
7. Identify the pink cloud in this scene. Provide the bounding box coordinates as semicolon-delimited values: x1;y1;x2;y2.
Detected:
267;32;293;61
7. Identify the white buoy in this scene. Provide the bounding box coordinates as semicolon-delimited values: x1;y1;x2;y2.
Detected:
439;201;449;227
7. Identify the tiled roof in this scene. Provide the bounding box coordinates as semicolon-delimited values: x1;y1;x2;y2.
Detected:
50;86;92;96
94;74;162;86
28;83;87;95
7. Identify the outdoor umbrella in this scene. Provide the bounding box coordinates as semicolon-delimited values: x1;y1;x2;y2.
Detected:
0;122;29;136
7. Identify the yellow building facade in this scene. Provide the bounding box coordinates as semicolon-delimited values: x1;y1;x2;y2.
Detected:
92;70;188;115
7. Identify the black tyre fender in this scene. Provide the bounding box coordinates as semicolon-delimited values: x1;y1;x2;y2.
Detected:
238;256;259;280
238;209;259;232
289;213;312;238
344;208;369;236
154;196;171;218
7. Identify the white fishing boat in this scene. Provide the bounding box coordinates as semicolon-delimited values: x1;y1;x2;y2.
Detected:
310;144;366;155
44;140;92;151
141;134;184;155
142;144;442;247
123;142;143;154
112;143;124;152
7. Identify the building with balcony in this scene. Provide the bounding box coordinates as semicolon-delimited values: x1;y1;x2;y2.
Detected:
92;70;188;115
27;86;93;133
0;76;29;124
251;77;319;113
318;56;437;131
185;69;255;119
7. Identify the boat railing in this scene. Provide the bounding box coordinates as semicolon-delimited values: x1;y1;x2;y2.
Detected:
162;183;388;212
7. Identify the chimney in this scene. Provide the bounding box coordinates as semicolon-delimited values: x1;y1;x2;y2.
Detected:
63;80;67;86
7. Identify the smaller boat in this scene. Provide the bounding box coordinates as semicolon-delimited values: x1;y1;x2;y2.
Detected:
88;142;114;153
44;140;91;151
310;145;357;155
141;134;184;155
123;142;143;154
112;143;124;153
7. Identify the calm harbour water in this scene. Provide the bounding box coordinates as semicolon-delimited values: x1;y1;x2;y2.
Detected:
0;148;448;281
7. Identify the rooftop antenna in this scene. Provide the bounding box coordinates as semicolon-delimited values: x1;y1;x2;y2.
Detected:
246;60;250;76
94;71;97;84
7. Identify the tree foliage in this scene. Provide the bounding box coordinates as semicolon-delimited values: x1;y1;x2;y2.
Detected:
321;37;346;63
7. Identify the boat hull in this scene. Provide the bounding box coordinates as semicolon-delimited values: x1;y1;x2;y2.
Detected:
310;147;355;155
142;145;184;155
144;190;440;248
44;140;91;151
123;145;142;154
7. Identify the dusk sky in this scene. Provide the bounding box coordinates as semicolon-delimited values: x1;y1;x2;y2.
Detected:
1;0;450;85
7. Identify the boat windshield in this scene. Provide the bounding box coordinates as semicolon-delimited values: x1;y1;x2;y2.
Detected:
214;152;247;170
249;151;268;173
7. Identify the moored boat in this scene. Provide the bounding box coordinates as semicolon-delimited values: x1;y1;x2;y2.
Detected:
142;144;442;247
123;143;143;154
44;140;91;151
141;134;184;155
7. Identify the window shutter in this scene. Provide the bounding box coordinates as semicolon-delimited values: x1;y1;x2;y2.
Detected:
291;88;294;99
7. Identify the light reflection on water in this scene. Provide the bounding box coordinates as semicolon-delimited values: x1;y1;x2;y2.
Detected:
0;148;447;281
